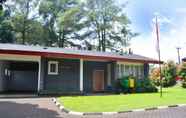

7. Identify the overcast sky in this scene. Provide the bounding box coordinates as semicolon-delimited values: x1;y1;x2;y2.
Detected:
119;0;186;62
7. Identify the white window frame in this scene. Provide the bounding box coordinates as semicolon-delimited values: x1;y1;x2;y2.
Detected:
48;61;59;75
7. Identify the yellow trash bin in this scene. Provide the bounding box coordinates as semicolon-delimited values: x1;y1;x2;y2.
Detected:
129;79;135;88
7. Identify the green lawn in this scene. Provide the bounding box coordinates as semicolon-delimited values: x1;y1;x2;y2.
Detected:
58;86;186;112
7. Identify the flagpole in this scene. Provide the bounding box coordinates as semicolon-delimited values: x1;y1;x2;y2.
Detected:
155;16;163;97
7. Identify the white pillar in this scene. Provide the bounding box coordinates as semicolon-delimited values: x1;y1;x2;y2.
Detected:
80;59;83;92
37;58;41;92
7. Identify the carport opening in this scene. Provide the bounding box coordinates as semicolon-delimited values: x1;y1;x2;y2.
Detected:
5;61;39;93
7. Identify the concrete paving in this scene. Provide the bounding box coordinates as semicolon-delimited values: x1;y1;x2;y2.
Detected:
0;97;186;118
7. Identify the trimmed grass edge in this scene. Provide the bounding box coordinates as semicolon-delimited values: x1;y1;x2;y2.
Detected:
51;98;186;116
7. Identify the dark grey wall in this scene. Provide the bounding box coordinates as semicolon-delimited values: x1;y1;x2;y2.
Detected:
0;61;9;92
43;58;80;92
83;61;110;93
110;62;117;88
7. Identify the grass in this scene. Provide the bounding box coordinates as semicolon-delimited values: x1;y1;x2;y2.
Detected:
58;86;186;112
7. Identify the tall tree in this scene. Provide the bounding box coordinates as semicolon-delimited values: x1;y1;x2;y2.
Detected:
8;0;40;44
0;3;15;43
0;0;6;12
83;0;137;52
39;0;83;47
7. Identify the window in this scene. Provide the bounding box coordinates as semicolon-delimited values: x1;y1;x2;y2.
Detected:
121;64;124;77
48;61;58;75
116;63;145;79
116;64;120;78
125;65;130;76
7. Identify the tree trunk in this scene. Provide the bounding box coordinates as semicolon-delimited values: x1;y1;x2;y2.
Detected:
21;1;30;45
101;29;106;52
22;19;26;44
97;30;101;51
103;28;106;51
59;30;65;48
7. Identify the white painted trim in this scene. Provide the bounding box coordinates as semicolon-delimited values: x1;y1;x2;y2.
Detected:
80;59;83;92
48;61;59;75
37;58;41;92
0;54;40;62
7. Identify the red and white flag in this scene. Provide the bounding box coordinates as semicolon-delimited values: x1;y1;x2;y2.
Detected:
155;16;160;53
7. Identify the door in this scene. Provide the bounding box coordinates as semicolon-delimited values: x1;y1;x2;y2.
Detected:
93;70;104;92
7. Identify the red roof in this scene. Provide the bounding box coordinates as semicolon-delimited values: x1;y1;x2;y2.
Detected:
0;43;162;64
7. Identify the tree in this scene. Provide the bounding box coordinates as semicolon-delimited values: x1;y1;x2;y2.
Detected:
0;0;6;12
162;61;177;87
9;0;40;44
39;0;83;47
150;67;161;86
0;8;15;43
177;63;186;88
150;61;177;87
82;0;137;52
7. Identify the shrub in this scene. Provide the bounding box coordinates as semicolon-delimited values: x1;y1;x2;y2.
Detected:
150;68;161;86
150;60;177;87
182;81;186;88
177;63;186;88
115;76;158;93
135;79;158;93
162;61;177;87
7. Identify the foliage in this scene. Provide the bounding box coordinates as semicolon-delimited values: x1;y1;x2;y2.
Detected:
162;61;177;87
182;81;186;88
150;67;161;86
0;9;15;43
115;75;157;93
177;63;186;80
39;0;83;47
150;60;177;87
0;0;6;12
82;0;138;51
9;0;41;44
177;63;186;88
0;0;136;51
135;79;158;93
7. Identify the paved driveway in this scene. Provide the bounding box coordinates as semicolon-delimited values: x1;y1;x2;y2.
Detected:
0;97;186;118
0;97;63;118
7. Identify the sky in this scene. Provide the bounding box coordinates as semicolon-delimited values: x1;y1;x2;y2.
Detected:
119;0;186;62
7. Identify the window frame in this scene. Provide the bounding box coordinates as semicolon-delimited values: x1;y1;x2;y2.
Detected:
48;61;59;75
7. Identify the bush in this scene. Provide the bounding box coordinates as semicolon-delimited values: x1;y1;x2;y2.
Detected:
135;79;158;93
150;68;161;86
150;60;177;87
182;81;186;88
162;77;176;87
115;76;158;93
177;63;186;88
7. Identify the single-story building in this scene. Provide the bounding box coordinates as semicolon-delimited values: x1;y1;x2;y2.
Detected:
0;43;161;94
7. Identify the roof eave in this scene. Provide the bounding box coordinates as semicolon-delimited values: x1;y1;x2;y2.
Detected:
0;49;161;64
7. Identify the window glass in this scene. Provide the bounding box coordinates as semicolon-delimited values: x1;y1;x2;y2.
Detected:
50;63;56;73
125;65;130;76
116;64;120;78
121;64;124;77
48;61;58;75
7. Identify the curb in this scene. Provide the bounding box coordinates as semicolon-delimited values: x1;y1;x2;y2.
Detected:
51;98;186;116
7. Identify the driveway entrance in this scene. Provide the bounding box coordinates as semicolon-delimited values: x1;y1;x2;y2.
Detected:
0;98;63;118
